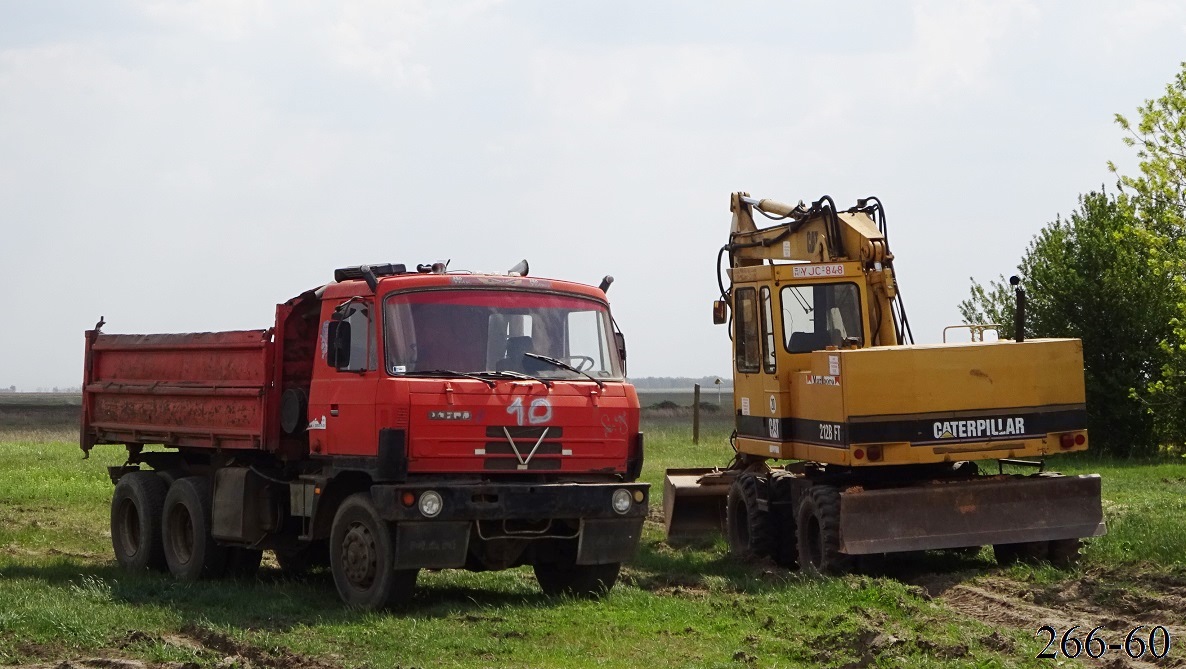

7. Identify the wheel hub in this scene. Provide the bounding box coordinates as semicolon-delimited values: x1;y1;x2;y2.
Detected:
342;523;377;588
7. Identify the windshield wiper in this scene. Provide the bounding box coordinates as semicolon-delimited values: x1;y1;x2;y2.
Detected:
525;353;606;389
481;369;553;388
400;369;496;388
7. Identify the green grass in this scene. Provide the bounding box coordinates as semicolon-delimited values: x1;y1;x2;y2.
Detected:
1;424;1184;667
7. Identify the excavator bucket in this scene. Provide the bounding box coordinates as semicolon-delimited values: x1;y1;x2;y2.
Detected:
838;474;1107;554
663;468;734;543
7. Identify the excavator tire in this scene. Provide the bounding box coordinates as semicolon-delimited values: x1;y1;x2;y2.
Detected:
768;472;798;568
993;541;1049;565
1047;538;1082;568
726;473;774;560
796;484;854;576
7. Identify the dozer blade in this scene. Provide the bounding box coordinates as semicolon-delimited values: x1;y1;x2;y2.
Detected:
663;468;734;543
838;474;1107;555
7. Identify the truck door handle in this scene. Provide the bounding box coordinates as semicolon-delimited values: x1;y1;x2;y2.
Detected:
330;404;339;417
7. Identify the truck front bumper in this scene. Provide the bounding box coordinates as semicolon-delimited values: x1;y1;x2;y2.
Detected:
369;482;649;569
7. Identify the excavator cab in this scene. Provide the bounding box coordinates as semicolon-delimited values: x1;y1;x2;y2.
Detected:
664;192;1105;568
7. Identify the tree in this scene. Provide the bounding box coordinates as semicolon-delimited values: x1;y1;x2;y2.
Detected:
960;191;1173;456
1110;62;1186;446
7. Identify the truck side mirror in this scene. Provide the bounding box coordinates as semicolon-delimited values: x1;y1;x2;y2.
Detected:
614;332;627;374
326;320;352;369
712;300;728;325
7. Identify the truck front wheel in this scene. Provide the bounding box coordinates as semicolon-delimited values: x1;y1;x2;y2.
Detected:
796;485;854;575
330;493;418;610
111;471;169;572
162;477;228;580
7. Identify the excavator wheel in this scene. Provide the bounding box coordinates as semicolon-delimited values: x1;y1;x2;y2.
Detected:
768;472;798;568
796;484;854;576
992;541;1049;566
726;473;774;560
1047;539;1082;568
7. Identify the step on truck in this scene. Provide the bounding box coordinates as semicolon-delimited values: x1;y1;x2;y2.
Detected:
83;262;647;609
664;193;1106;571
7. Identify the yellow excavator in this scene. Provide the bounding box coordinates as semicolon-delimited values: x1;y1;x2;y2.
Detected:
664;192;1106;571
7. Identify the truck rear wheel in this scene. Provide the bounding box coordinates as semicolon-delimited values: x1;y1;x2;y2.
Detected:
796;485;854;575
534;560;620;597
726;473;774;560
330;493;418;610
110;471;169;572
162;477;228;581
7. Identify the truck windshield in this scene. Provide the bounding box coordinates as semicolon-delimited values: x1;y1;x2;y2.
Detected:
383;290;623;380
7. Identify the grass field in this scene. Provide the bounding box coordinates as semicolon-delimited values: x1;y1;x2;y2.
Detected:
2;422;1186;668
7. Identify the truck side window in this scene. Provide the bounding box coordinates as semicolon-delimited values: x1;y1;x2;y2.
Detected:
334;303;377;372
734;287;760;374
760;286;776;374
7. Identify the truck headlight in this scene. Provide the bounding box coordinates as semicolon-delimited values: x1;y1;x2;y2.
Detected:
611;488;632;515
419;490;443;518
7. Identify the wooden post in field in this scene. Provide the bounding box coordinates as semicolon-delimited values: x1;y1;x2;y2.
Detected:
692;383;701;444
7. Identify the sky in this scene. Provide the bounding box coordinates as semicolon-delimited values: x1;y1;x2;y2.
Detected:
1;0;1185;389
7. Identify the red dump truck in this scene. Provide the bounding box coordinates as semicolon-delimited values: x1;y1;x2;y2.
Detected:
82;263;647;609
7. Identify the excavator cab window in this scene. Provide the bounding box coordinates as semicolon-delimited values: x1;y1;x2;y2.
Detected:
759;287;776;374
781;283;862;353
734;287;761;373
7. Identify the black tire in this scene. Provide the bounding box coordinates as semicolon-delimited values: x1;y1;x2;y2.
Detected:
768;472;798;569
275;541;330;578
726;473;774;560
225;548;264;579
162;477;229;581
330;493;418;610
110;471;169;572
533;560;621;598
993;541;1049;565
1047;539;1082;568
796;484;854;576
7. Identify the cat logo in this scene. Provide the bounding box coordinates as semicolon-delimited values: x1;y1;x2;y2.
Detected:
933;417;1025;440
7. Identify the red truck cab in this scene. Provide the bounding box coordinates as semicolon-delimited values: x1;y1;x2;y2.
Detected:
83;263;647;609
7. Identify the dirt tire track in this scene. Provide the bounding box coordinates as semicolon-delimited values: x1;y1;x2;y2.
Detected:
174;624;341;669
930;574;1185;668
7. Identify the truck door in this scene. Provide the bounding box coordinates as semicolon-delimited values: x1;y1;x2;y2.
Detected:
309;300;379;457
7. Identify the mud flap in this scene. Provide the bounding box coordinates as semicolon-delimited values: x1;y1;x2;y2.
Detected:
393;521;470;568
576;518;644;564
839;474;1107;555
663;468;733;543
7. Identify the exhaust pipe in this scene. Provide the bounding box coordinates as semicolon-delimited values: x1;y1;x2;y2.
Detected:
1010;275;1026;342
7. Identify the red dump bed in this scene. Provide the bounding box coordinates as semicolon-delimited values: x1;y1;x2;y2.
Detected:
81;329;278;454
